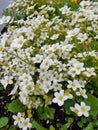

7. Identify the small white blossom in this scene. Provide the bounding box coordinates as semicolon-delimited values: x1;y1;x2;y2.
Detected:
11;36;26;49
66;28;80;38
20;118;32;130
13;113;23;127
1;76;13;89
70;102;90;117
53;90;66;106
50;34;59;40
67;80;81;91
71;62;85;75
77;33;88;42
76;88;87;98
84;68;96;77
59;5;70;14
0;16;11;24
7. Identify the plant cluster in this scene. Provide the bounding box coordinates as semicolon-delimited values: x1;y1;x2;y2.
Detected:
0;0;98;130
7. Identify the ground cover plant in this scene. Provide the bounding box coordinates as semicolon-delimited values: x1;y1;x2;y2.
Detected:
0;0;98;129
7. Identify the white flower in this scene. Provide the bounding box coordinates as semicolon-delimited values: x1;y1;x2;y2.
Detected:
80;1;91;7
0;16;11;24
67;58;79;66
59;5;70;14
26;30;35;40
78;80;86;88
40;57;54;70
70;102;90;117
32;54;43;63
13;113;23;127
71;62;85;75
53;89;73;106
39;81;53;93
19;90;28;104
11;36;26;49
20;118;32;130
1;76;13;89
76;88;87;98
40;32;49;40
50;34;59;40
66;28;80;38
83;68;96;77
53;83;62;91
52;90;66;106
67;80;81;91
68;68;77;78
77;33;88;42
62;44;74;52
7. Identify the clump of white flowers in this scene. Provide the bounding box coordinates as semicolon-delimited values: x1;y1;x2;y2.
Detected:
13;113;32;130
0;0;98;129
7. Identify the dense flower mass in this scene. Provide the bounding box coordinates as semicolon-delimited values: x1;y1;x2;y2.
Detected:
0;0;98;129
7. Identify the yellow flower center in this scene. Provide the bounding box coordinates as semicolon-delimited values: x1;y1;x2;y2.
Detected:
24;121;28;126
81;107;86;112
58;95;63;101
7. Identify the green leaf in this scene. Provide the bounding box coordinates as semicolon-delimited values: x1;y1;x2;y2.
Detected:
83;123;94;130
49;125;55;130
84;93;98;118
31;120;47;130
78;121;84;128
8;125;17;130
60;123;70;130
64;99;75;114
36;106;55;120
0;86;4;91
7;99;26;113
0;117;9;128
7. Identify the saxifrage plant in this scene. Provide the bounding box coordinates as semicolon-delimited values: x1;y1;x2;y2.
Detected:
0;0;98;130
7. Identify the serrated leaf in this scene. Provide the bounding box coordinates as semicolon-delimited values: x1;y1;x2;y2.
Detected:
31;119;47;130
7;99;26;113
0;117;9;128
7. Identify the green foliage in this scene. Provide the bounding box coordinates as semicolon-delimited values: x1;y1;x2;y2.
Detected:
3;9;14;17
8;125;17;130
0;117;8;129
84;93;98;118
6;99;26;113
92;76;98;96
60;123;71;130
83;123;94;130
36;106;55;120
49;125;55;130
31;119;47;130
14;13;26;20
57;0;79;10
0;86;4;92
64;99;75;114
84;56;95;67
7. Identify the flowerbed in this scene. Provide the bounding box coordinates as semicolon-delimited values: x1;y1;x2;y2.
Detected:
0;0;98;130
